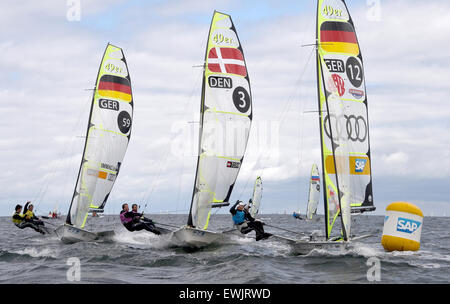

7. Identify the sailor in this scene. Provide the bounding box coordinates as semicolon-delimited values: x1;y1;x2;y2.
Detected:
292;211;302;219
12;204;45;234
119;203;161;235
229;200;271;241
23;202;45;226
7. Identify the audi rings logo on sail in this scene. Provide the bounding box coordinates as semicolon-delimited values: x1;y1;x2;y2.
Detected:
324;114;367;142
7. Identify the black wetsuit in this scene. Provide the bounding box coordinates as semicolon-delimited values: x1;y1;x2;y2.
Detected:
229;201;270;241
120;210;161;235
12;213;44;234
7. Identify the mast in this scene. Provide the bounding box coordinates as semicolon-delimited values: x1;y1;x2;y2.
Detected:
315;0;329;240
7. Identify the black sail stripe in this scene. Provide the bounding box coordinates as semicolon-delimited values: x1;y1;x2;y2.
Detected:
99;74;130;86
320;21;355;33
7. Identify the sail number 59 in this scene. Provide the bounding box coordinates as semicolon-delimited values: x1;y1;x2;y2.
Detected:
117;111;132;134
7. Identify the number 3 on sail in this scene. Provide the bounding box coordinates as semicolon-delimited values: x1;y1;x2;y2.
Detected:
233;86;250;113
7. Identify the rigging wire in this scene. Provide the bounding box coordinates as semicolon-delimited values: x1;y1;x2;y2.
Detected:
236;47;316;201
32;90;93;215
140;66;204;213
234;4;318;212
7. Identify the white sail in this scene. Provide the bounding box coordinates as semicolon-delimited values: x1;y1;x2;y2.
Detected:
306;164;320;220
320;59;352;237
66;44;133;229
187;11;252;229
249;177;262;218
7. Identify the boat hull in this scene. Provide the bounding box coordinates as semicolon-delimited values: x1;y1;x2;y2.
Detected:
170;226;226;248
290;240;347;255
55;224;115;244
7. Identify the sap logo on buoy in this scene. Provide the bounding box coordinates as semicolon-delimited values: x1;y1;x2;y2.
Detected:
355;158;367;173
396;217;421;234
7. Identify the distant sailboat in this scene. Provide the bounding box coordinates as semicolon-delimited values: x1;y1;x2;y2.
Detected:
55;43;133;243
170;11;252;247
293;164;320;221
248;176;262;218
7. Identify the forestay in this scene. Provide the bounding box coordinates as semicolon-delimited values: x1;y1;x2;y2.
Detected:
187;11;252;229
66;44;133;229
316;0;374;240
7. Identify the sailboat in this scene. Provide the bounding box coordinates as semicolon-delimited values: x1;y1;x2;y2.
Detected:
170;11;252;247
248;176;262;218
289;0;375;254
293;164;320;221
55;43;133;243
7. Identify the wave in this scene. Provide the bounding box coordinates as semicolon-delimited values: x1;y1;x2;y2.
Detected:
0;247;59;261
112;229;172;249
13;247;59;258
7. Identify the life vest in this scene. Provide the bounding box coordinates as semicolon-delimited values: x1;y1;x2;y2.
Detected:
12;212;24;225
120;211;132;224
24;210;34;220
232;210;246;225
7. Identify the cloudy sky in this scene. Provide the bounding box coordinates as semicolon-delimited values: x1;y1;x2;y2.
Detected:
1;0;449;218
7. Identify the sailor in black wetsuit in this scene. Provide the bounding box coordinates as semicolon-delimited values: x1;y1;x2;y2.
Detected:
229;200;271;241
12;204;45;234
119;203;161;235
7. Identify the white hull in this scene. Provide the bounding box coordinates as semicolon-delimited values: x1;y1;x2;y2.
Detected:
223;228;370;255
290;240;347;255
275;233;373;255
170;226;227;248
225;230;348;255
55;224;115;244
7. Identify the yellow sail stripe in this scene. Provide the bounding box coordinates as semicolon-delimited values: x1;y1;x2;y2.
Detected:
321;42;359;56
204;108;249;118
90;126;129;137
98;89;132;102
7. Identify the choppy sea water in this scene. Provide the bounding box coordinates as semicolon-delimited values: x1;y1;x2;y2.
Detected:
0;214;448;284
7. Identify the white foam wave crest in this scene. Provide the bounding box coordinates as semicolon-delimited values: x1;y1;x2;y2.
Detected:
304;242;383;258
112;229;171;249
13;247;58;258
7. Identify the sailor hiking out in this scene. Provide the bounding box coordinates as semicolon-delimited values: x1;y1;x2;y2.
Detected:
229;200;271;241
120;203;161;235
12;203;46;234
